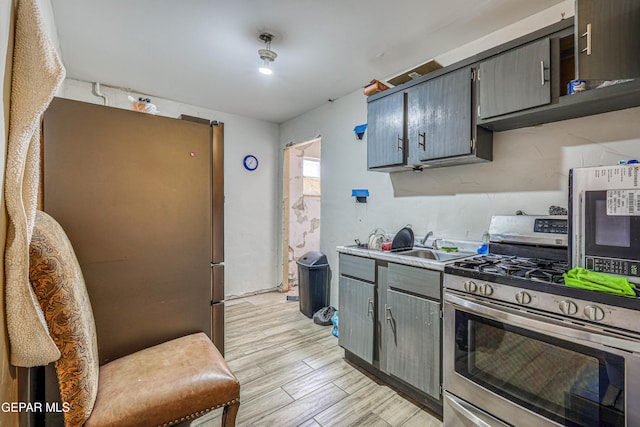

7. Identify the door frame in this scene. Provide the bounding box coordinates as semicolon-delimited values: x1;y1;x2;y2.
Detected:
281;137;321;292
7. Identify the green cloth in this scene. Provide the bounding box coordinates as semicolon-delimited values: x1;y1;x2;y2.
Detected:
563;268;636;296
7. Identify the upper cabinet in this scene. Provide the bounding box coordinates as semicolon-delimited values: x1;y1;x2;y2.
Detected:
478;38;551;119
367;2;640;171
408;67;476;162
367;91;406;169
368;66;492;172
575;0;640;80
476;1;640;132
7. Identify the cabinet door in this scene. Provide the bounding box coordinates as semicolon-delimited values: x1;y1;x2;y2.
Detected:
339;276;375;364
478;38;550;119
367;91;405;169
406;82;429;165
575;0;640;80
385;290;441;399
408;67;472;164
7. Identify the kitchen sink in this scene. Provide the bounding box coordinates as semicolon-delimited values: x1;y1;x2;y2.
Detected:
399;249;474;262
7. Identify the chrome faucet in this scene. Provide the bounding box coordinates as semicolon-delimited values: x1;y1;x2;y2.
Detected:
420;231;433;246
432;238;442;250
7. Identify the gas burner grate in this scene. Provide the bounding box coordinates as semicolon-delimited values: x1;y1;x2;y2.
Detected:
525;268;566;284
452;255;504;270
452;255;568;284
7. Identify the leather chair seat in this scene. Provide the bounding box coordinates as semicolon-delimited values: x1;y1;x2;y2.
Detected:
85;332;239;427
29;210;239;426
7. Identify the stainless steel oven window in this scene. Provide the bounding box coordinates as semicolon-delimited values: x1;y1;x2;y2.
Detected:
454;310;625;426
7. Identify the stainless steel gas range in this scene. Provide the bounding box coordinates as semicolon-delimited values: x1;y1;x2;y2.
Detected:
442;215;640;427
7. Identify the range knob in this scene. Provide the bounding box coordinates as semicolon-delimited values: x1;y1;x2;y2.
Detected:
479;284;493;296
584;305;605;321
559;300;578;315
464;281;477;293
515;291;532;305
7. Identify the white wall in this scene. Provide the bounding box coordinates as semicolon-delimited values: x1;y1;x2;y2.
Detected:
60;79;281;297
279;0;640;307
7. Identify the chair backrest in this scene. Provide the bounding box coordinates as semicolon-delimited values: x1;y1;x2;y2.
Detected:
29;210;100;426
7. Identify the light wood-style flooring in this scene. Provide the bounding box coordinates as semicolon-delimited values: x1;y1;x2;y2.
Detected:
192;291;443;427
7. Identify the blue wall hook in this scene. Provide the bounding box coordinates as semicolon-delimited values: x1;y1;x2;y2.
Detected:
352;189;369;203
354;124;367;140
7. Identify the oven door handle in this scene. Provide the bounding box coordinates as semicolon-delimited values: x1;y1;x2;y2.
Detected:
445;392;510;427
445;292;640;354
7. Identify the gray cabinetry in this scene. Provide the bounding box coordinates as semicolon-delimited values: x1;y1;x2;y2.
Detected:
339;253;375;282
385;289;441;399
386;262;441;299
575;0;640;80
369;10;640;141
338;252;444;415
384;262;442;399
338;254;376;364
478;4;640;131
407;67;475;163
367;90;405;169
338;276;375;363
368;67;492;172
478;38;551;119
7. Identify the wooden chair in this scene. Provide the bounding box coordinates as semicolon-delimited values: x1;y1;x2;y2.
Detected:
28;210;240;427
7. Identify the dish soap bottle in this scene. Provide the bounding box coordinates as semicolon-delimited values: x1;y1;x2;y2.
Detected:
477;231;490;254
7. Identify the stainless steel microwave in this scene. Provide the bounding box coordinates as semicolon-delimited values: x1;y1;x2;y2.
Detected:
570;165;640;285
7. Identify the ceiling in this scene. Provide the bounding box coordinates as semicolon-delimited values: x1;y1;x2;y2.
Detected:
50;0;565;124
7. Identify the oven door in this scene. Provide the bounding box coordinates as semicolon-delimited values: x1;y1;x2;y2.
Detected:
444;291;640;427
579;190;640;279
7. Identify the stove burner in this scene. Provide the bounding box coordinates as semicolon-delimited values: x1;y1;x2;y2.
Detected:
525;268;566;284
452;255;568;284
480;263;524;277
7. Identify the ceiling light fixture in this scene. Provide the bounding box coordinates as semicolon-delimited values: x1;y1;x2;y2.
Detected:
258;32;277;75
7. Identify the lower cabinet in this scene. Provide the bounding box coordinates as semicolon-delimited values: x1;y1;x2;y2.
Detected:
384;289;441;400
338;253;443;415
338;276;375;364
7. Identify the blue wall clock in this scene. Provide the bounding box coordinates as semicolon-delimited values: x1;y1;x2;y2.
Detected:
243;154;258;171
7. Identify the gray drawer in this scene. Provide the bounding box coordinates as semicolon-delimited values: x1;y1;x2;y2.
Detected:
387;263;441;300
339;254;375;283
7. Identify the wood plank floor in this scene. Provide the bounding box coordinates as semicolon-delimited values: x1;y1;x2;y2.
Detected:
192;291;443;427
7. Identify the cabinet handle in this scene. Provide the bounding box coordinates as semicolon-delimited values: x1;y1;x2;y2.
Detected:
581;23;592;56
540;61;545;86
418;132;426;150
367;298;373;317
385;304;392;322
397;135;403;151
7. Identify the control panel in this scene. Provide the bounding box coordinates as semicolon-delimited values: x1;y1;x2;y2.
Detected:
533;218;568;234
586;257;640;277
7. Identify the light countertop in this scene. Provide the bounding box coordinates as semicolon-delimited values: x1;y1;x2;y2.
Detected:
336;245;477;271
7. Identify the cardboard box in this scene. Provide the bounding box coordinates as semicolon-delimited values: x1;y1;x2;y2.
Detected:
387;60;443;86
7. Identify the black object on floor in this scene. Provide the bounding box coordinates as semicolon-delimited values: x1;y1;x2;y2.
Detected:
297;252;330;318
313;306;336;325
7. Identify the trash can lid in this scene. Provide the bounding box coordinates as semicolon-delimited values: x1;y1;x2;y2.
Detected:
296;251;328;267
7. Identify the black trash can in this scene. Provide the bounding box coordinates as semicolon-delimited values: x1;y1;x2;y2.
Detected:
296;251;330;318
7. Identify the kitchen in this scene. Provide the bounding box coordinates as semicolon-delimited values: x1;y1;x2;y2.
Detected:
2;0;640;426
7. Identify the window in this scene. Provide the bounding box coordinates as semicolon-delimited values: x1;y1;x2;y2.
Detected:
303;157;320;196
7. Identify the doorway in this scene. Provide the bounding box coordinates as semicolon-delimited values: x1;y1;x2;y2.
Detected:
282;138;322;292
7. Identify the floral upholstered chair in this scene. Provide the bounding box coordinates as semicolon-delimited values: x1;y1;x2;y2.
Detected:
29;210;240;427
